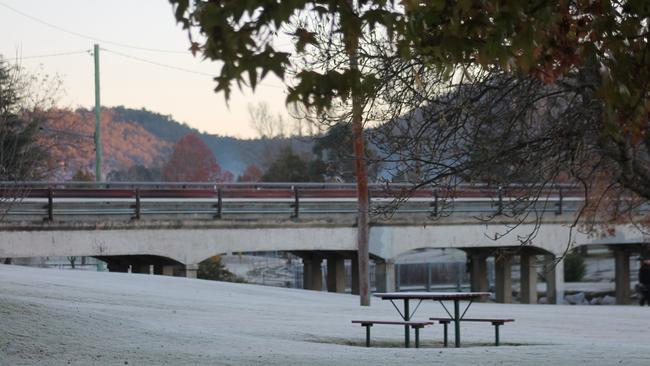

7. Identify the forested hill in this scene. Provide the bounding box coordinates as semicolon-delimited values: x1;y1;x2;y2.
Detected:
43;106;313;180
111;106;313;176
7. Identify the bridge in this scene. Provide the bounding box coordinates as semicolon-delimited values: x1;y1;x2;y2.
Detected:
1;182;647;305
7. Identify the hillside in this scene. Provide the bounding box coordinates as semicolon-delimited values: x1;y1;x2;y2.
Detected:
112;106;313;176
40;107;314;180
40;109;172;180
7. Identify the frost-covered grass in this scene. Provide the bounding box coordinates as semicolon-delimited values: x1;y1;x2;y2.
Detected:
1;264;648;365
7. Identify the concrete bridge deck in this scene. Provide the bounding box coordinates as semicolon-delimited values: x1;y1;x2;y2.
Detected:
1;182;647;305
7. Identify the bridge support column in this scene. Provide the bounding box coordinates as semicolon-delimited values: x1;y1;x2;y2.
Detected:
612;247;631;305
351;255;360;295
468;251;489;294
375;259;396;293
180;264;198;279
302;255;323;291
520;251;538;304
494;253;512;303
326;255;345;293
543;255;559;304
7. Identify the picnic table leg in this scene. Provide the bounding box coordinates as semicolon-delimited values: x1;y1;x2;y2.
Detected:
404;299;410;348
443;322;448;347
365;324;372;347
414;326;420;348
493;323;500;346
454;300;461;348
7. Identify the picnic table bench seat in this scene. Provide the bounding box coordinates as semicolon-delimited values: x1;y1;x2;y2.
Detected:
351;320;433;348
429;317;514;346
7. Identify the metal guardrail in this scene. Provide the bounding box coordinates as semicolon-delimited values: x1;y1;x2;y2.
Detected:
0;181;588;223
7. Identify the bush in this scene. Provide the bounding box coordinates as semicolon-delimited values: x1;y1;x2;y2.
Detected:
198;256;245;283
564;251;586;282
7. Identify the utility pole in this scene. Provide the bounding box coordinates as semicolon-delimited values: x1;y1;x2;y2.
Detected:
347;0;370;306
93;44;102;181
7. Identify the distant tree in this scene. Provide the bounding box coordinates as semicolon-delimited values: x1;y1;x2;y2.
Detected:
198;256;245;283
238;164;263;182
313;122;381;182
163;133;221;182
107;165;162;182
1;56;61;224
564;251;587;282
67;256;77;269
262;147;323;182
71;169;94;182
220;170;234;183
248;102;287;138
0;57;53;182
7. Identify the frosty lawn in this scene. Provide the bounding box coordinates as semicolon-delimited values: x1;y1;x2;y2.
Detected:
1;264;647;365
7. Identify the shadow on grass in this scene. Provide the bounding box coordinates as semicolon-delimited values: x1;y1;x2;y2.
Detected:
306;336;543;349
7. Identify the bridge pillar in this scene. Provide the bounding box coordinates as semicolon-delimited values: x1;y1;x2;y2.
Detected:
180;263;199;279
468;251;489;294
326;255;345;293
612;247;631;305
302;255;323;291
494;252;513;303
375;259;396;293
544;255;565;304
520;251;538;304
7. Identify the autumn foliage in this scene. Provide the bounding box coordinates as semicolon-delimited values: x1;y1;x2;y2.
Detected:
162;133;221;182
38;109;171;180
238;164;263;182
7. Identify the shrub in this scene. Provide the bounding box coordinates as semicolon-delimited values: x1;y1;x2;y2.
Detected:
564;251;586;282
198;256;245;283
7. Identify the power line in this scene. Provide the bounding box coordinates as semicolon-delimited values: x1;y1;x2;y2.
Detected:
102;47;285;90
4;50;91;61
0;1;188;55
102;47;214;77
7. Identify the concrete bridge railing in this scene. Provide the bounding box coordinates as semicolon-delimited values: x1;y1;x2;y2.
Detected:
1;182;647;305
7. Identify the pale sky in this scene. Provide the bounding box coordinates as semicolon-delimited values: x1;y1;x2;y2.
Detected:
0;0;289;138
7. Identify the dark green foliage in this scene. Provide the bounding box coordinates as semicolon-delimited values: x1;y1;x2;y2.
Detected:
261;147;324;182
198;256;244;283
313;122;380;182
564;251;587;282
107;165;162;182
313;123;355;181
0;58;47;181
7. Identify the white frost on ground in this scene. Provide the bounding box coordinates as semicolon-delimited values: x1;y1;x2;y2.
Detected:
1;264;648;366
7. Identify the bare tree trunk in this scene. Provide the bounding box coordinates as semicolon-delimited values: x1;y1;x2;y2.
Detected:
347;0;370;306
352;92;370;306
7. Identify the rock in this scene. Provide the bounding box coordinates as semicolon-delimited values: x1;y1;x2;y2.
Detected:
565;292;585;305
589;297;601;305
539;297;548;304
601;295;616;305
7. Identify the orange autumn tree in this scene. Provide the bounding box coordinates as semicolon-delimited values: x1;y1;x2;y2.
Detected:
163;133;221;182
238;164;263;182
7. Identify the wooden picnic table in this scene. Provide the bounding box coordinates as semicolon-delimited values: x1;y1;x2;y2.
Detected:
374;291;491;348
